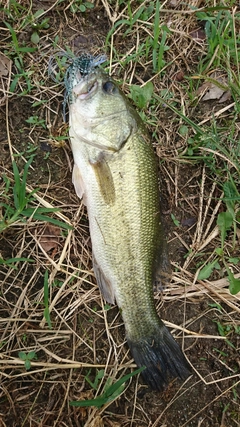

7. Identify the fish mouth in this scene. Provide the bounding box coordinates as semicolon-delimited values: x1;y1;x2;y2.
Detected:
72;75;98;100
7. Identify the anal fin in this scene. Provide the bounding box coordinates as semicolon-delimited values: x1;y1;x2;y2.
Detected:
92;255;115;304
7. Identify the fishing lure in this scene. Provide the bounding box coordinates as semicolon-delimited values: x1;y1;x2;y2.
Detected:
63;53;107;119
48;51;107;121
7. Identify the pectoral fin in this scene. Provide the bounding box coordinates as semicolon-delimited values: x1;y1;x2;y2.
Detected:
72;163;86;204
90;157;115;206
93;255;115;304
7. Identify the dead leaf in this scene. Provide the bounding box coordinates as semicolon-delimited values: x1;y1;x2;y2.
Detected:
39;224;61;253
189;28;206;41
173;70;185;81
218;90;231;103
196;71;230;102
0;53;12;78
202;84;226;101
181;217;197;227
196;81;211;97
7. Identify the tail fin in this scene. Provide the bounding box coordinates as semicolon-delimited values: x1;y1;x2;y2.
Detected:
128;324;191;391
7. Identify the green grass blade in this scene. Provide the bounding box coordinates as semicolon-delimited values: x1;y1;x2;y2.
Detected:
4;21;19;50
157;29;168;71
30;213;73;230
152;0;160;71
104;367;145;398
217;211;233;249
12;156;34;211
70;395;106;408
0;257;34;268
12;161;21;210
20;156;34;205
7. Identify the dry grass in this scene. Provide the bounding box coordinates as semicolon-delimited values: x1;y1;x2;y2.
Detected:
0;0;240;426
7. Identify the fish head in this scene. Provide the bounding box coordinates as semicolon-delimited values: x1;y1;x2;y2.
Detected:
69;70;136;153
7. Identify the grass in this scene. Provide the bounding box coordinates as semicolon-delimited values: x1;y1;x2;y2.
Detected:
150;95;240;294
0;156;72;233
3;21;36;93
69;0;94;14
0;0;240;426
70;367;145;408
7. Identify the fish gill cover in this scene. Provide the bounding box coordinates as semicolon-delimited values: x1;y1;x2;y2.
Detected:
48;52;107;120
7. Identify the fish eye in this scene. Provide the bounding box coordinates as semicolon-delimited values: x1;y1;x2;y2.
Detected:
102;81;116;94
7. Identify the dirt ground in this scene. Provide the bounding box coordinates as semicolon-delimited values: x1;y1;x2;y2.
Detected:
0;1;240;426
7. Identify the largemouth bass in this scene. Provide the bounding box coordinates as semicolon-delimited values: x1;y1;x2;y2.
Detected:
66;56;190;390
